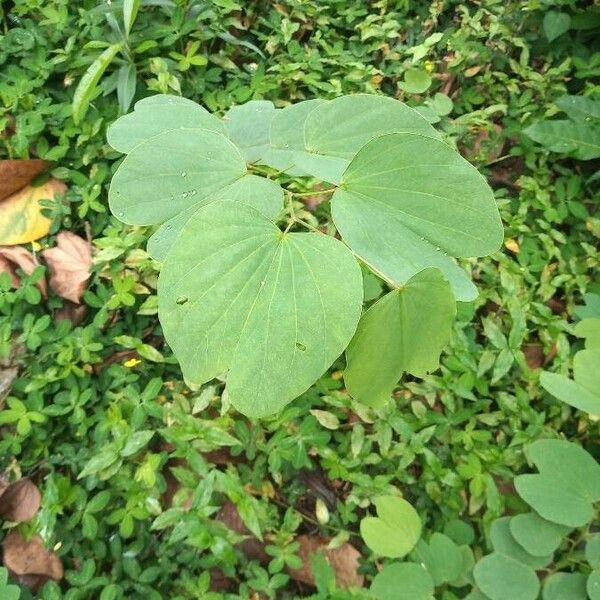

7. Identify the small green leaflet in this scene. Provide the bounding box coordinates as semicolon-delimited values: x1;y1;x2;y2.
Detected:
514;439;600;528
412;533;464;586
146;174;284;261
263;94;439;184
473;553;540;600
509;512;570;557
107;95;225;154
490;517;553;569
344;268;456;407
370;562;434;600
359;496;421;558
72;43;123;125
158;200;363;418
587;534;600;569
588;571;600;600
331;132;503;301
109;128;246;225
542;573;587;600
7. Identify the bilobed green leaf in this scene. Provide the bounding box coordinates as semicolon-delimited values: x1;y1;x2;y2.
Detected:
370;562;434;600
265;94;439;184
555;95;600;122
543;11;571;42
514;439;600;527
109;128;246;225
540;371;600;415
524;120;600;160
72;43;123;124
107;95;224;153
360;496;421;558
344;268;456;406
331;132;503;300
509;512;570;557
146;174;284;261
542;573;587;600
413;533;463;586
473;553;539;600
223;100;277;163
158;200;362;418
490;517;553;569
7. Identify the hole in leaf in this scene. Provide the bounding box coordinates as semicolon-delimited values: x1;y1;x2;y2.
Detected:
296;342;307;352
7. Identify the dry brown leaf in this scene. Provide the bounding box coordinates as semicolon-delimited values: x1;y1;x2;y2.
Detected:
216;501;269;563
0;246;47;296
0;473;9;498
0;179;65;245
54;300;88;326
289;535;364;589
0;479;41;522
0;159;51;202
42;232;91;303
2;531;63;585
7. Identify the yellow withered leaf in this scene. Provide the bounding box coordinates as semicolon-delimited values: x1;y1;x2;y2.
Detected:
0;179;65;245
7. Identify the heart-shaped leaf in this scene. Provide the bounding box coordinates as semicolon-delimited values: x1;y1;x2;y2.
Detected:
543;11;571;42
370;562;434;600
146;174;284;261
331;132;503;300
360;496;421;558
158;200;363;417
107;94;224;153
344;267;455;406
514;439;600;527
109;128;246;225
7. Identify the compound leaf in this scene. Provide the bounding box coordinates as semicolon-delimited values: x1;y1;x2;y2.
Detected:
107;94;224;153
109;128;246;225
158;200;363;418
344;268;455;406
331;132;503;300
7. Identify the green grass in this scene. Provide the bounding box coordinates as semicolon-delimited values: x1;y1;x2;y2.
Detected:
0;1;599;598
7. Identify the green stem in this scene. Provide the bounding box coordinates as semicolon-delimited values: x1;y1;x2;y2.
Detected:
291;188;337;197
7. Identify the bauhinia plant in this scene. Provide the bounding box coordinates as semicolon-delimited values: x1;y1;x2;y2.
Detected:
107;94;503;418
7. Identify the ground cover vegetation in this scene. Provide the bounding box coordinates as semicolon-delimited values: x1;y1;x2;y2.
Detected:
0;0;599;599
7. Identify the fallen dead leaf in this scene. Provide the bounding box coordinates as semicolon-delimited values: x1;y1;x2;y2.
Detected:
216;501;269;563
522;343;544;370
42;232;91;303
0;246;47;297
0;479;41;522
54;300;88;326
0;473;8;498
288;535;364;589
0;159;51;202
504;238;520;253
0;366;18;405
2;531;63;587
0;179;65;245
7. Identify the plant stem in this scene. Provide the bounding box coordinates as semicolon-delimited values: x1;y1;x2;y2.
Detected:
291;188;337;197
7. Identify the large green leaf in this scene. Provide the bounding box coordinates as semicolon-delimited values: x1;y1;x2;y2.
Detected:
514;439;600;527
473;553;540;600
344;268;455;406
331;132;503;300
540;371;600;415
509;512;570;557
109;128;246;225
370;562;434;600
555;95;600;122
158;200;363;417
524;120;600;160
107;95;224;153
360;496;422;558
263;94;439;184
146;174;284;261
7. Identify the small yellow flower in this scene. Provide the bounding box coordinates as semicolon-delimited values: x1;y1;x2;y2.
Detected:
124;358;141;368
424;60;435;73
31;241;42;251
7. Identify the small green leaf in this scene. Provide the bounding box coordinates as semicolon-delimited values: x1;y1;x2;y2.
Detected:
473;553;540;600
555;96;600;122
413;533;463;586
543;11;571;42
443;519;475;546
490;517;553;568
370;562;434;600
587;534;600;569
117;63;137;113
542;573;587;600
398;69;432;94
345;268;456;406
331;132;503;300
524;120;600;160
158;200;363;417
72;43;123;124
540;371;600;415
121;430;154;457
588;571;600;600
360;496;422;558
123;0;141;36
